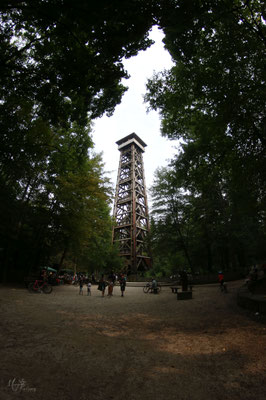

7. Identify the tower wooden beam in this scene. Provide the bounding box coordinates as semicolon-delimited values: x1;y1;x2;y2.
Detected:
112;133;151;274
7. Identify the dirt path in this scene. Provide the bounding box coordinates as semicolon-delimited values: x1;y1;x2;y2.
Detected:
0;281;265;400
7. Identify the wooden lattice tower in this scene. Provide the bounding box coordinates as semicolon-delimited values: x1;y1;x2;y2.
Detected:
112;133;151;274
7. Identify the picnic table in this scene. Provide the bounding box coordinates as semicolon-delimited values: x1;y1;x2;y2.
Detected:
170;285;193;293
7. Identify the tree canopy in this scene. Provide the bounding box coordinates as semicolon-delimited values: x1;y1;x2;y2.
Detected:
0;0;156;126
145;0;266;274
1;0;265;279
0;0;156;280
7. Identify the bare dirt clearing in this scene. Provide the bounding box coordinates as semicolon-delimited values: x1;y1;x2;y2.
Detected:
0;281;265;400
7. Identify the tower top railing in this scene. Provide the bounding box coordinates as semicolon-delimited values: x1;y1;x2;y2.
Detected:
116;133;147;152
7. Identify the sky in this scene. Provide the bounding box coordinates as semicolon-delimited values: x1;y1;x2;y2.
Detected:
92;26;180;206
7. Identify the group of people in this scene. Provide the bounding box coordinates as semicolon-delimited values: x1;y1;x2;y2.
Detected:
79;280;92;296
78;273;127;297
97;273;126;297
40;269;61;285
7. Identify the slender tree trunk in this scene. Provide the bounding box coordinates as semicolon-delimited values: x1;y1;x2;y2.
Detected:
206;242;213;272
175;224;194;272
59;246;68;270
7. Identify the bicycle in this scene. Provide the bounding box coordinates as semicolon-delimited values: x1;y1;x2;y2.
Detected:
28;279;53;294
143;282;161;294
220;282;228;293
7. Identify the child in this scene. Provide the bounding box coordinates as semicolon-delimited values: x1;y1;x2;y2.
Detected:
87;281;92;296
107;281;114;296
79;280;83;295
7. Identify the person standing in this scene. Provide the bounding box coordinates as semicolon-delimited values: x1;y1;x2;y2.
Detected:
119;274;126;297
107;280;114;296
87;281;92;296
79;280;83;295
151;278;158;293
99;274;107;297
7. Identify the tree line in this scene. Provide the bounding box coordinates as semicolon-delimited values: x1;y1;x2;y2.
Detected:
145;0;266;275
0;1;265;280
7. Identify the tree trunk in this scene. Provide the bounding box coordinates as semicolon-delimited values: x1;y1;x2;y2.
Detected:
176;224;193;272
58;246;68;270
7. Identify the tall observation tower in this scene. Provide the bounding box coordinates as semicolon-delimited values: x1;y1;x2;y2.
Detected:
112;133;151;274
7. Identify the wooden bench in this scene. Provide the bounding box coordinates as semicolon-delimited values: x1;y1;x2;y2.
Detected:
171;286;193;294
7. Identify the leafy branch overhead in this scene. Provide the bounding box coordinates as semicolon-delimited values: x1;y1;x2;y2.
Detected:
0;0;156;126
0;0;265;279
145;0;266;274
0;0;156;278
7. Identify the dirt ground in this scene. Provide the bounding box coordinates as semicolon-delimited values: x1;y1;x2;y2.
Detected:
0;280;266;400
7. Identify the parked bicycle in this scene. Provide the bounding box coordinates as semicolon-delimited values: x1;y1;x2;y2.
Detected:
143;282;161;294
28;279;53;294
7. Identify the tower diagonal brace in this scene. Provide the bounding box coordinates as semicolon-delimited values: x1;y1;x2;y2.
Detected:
112;133;151;274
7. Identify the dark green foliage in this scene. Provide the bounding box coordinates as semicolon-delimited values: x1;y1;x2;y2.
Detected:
0;0;156;126
1;0;265;279
146;0;266;274
0;1;156;281
0;120;120;281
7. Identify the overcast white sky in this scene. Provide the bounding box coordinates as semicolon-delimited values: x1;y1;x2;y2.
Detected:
92;26;180;206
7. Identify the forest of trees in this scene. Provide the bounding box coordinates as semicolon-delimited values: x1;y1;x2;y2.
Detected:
0;1;265;281
146;0;266;275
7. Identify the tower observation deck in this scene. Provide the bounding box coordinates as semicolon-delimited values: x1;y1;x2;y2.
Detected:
112;133;151;274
